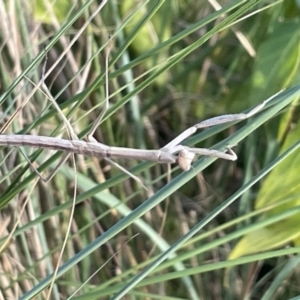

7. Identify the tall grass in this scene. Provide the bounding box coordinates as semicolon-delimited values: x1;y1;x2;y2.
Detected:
1;1;300;299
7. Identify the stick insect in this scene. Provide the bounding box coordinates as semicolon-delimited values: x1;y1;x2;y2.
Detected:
0;44;283;183
0;94;281;178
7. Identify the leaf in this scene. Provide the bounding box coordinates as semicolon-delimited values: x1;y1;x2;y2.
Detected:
229;117;300;260
33;0;73;24
229;218;300;259
228;19;300;260
119;1;172;86
251;21;300;99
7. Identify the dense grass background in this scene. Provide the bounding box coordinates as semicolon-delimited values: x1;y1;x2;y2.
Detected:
1;0;300;299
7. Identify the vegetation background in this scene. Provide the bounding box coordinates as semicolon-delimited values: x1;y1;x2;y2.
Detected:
1;0;300;299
